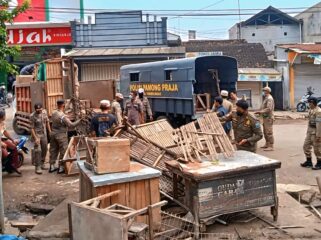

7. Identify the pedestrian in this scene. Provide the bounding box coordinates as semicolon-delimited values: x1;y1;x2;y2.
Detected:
111;93;123;126
255;86;275;151
0;110;21;175
213;96;232;134
220;100;263;153
301;97;321;170
221;90;233;114
90;100;117;137
138;88;153;123
49;99;82;173
124;91;143;125
30;103;51;174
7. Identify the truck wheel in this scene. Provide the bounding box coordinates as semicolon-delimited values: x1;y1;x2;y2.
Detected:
13;117;27;135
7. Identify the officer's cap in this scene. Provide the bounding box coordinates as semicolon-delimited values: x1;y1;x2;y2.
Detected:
34;103;43;110
57;99;65;105
308;97;318;105
263;86;271;93
236;100;249;110
115;93;123;99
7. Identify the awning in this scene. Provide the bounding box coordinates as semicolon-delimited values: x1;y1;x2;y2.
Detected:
64;47;186;60
238;68;282;82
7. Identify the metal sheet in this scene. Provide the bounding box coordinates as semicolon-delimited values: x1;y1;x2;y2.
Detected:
77;161;161;187
79;80;115;108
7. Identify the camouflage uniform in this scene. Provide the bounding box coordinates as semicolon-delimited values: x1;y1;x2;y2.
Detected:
111;100;123;125
140;97;152;123
303;106;321;160
124;98;143;125
30;110;49;168
261;95;275;148
49;110;81;165
223;112;263;152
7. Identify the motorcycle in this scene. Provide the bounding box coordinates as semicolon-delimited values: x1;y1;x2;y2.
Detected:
297;87;321;112
0;85;13;108
2;136;29;174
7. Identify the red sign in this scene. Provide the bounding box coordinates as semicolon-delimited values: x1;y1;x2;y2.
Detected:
7;27;72;46
14;0;46;22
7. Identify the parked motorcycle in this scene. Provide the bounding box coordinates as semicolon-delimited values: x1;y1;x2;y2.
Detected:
0;85;13;108
2;136;29;174
296;87;321;112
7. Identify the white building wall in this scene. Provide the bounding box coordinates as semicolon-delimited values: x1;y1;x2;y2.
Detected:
296;6;321;43
240;25;300;52
228;24;238;39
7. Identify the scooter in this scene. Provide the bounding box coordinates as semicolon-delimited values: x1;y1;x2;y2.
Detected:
297;87;321;112
2;136;29;174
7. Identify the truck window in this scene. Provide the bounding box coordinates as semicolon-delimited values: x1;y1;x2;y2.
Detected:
130;72;140;82
165;70;173;81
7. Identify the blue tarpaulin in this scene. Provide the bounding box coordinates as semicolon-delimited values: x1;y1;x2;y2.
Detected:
0;235;25;240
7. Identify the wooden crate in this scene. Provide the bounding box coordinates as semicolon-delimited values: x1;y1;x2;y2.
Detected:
15;83;32;113
87;138;130;174
78;161;161;224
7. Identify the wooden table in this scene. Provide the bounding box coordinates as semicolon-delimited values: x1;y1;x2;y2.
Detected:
78;161;161;223
165;150;281;232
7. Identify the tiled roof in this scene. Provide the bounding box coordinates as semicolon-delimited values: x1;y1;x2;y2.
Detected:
182;40;271;68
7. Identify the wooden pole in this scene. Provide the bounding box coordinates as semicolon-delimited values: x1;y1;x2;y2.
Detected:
316;177;321;194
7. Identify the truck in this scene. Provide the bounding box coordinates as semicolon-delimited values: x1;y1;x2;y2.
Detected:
120;56;238;126
13;58;116;135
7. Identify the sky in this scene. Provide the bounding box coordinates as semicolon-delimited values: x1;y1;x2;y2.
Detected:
55;0;321;39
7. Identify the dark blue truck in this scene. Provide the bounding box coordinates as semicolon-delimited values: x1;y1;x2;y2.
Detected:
120;56;238;126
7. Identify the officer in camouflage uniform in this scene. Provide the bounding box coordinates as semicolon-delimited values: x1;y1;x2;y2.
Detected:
301;97;321;170
111;93;124;126
221;100;263;153
30;103;51;174
138;88;153;123
124;91;143;125
49;99;81;173
255;86;275;151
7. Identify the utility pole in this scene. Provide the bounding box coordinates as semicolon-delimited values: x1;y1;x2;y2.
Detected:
237;0;242;39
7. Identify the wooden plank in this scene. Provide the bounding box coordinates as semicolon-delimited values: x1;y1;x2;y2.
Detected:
149;178;161;224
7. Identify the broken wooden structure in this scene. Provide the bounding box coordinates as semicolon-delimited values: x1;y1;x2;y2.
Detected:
69;191;167;240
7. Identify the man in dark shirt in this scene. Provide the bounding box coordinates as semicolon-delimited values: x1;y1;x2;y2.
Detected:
213;96;232;134
90;100;116;137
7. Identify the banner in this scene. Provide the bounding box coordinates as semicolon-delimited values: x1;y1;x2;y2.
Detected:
7;26;72;46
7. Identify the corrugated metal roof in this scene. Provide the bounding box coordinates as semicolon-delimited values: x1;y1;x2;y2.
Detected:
238;68;281;75
64;47;186;57
277;44;321;53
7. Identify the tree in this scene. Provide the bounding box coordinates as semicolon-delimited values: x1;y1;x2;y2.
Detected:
0;0;29;74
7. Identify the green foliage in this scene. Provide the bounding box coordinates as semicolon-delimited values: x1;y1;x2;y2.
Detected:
0;0;29;74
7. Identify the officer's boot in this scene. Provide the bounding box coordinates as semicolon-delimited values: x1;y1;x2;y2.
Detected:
34;151;42;175
264;143;274;151
260;143;268;149
300;157;313;168
312;159;321;170
49;164;58;173
41;162;49;170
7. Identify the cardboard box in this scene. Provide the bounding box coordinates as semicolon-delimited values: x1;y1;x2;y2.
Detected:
87;137;130;174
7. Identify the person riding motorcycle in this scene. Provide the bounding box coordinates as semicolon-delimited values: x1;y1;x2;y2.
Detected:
0;110;21;175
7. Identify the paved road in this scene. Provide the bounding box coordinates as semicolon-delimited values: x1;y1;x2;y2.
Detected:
257;119;320;186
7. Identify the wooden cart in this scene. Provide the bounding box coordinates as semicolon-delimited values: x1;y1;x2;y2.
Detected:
165;150;281;233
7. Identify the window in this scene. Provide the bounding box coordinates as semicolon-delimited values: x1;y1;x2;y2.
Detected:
252;33;256;37
165;70;173;81
130;72;140;82
284;32;287;36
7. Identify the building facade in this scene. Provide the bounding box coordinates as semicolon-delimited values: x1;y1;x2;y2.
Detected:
295;2;321;43
274;44;321;109
229;6;301;53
